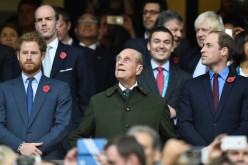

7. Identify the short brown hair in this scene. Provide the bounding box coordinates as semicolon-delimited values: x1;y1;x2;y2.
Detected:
209;31;234;59
16;31;47;52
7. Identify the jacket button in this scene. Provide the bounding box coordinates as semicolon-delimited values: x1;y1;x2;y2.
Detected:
214;123;217;126
127;108;130;111
125;124;130;128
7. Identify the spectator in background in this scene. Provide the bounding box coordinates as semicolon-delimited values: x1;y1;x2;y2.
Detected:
105;135;146;165
141;0;166;39
54;6;74;45
17;0;40;33
74;12;116;93
154;10;191;68
128;126;162;165
0;44;18;82
0;22;22;49
230;30;248;77
181;11;224;77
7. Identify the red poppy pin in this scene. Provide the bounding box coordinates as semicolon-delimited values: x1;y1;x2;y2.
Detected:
173;56;179;64
43;85;50;93
60;52;67;59
227;76;235;83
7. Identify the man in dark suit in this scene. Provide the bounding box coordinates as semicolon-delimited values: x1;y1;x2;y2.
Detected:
0;44;18;82
69;48;177;147
138;26;191;119
177;31;248;146
34;5;95;138
74;12;116;93
0;32;72;159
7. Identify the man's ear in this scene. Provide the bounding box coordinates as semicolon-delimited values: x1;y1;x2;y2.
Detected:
136;65;143;76
41;52;45;61
56;20;61;30
16;51;20;60
147;42;151;51
221;47;228;57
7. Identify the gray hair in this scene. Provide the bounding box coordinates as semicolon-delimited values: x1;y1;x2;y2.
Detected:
128;125;161;150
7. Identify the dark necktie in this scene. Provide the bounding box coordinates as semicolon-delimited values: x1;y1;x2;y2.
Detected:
213;73;219;110
156;66;164;96
123;89;131;99
27;77;35;118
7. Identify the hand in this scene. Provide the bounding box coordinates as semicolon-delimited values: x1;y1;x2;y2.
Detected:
64;147;77;165
207;134;227;162
121;15;136;39
168;105;176;118
233;27;244;38
20;142;43;157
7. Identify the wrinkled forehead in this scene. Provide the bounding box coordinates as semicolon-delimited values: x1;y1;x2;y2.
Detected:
118;49;140;58
79;13;96;20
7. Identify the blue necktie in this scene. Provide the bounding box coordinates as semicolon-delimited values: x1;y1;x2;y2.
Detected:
123;89;131;99
27;77;35;118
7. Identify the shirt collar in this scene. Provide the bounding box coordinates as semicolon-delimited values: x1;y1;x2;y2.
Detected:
151;59;170;71
79;42;97;50
209;67;229;80
47;38;59;49
22;71;42;84
119;82;138;91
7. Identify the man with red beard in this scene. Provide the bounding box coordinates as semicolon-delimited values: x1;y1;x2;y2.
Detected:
0;31;72;160
69;48;176;147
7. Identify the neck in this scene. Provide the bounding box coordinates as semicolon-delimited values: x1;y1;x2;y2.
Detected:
209;64;227;73
240;61;248;69
61;35;71;44
119;79;136;89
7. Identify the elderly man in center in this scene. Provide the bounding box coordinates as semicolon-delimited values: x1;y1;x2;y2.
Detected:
69;48;177;146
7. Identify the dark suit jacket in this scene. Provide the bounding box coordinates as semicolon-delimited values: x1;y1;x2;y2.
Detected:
49;42;95;129
0;44;17;82
76;45;117;93
177;71;248;146
0;76;72;159
138;64;191;112
180;47;201;74
69;84;177;146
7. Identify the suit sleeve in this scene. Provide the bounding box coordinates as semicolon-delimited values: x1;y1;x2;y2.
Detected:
0;85;23;151
69;99;95;147
159;103;177;141
37;83;72;152
177;83;208;146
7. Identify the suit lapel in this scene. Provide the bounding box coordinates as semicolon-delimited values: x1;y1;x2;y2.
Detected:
12;77;29;127
215;71;236;120
143;67;159;93
28;76;51;126
50;42;68;78
164;65;176;101
202;73;215;118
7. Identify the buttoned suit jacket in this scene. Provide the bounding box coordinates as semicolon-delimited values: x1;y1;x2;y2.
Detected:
177;71;248;146
49;42;95;128
69;84;177;147
138;64;191;111
0;75;72;159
